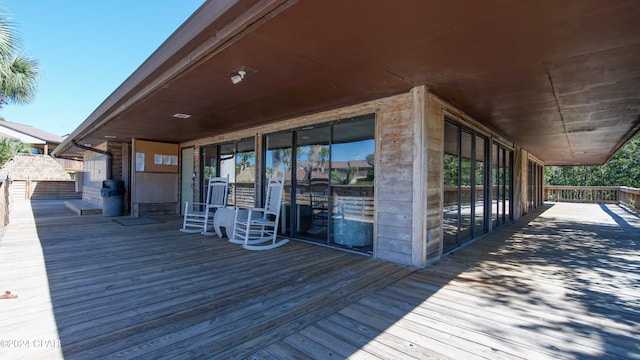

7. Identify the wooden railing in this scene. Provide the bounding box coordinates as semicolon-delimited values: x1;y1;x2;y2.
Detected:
544;186;640;212
619;186;640;213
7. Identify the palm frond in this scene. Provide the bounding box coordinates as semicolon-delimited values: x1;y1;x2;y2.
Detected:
0;12;18;60
0;55;39;104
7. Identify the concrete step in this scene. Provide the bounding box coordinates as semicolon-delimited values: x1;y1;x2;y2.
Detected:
64;200;102;215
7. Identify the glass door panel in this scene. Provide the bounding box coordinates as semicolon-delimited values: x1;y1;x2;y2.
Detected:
330;118;375;252
219;142;237;206
216;138;255;207
294;126;330;242
265;132;293;236
234;138;256;207
460;131;473;242
505;150;512;219
498;148;506;225
474;136;486;236
201;145;217;202
443;121;459;253
492;143;500;228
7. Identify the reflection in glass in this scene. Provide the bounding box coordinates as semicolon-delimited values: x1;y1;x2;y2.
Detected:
491;142;513;228
330;118;375;252
295;126;331;242
202;145;217;181
443;121;459;253
492;143;499;228
475;136;486;236
460;131;472;241
505;150;512;220
265;132;292;236
444;120;492;253
263;115;375;254
216;138;255;207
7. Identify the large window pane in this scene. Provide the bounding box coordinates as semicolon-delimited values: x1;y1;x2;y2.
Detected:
295;126;331;242
492;143;500;228
218;138;255;207
474;136;486;236
500;148;507;224
505;150;512;220
202;146;217;180
491;143;513;227
265;132;293;236
443;121;459;252
460;131;473;241
330;117;375;252
235;138;256;207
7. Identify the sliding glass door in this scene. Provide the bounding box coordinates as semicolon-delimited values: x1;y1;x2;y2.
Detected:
295;126;331;241
330;118;375;249
264;115;375;253
443;119;489;253
492;142;513;228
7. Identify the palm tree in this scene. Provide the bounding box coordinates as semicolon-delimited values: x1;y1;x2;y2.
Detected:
0;137;30;166
0;10;39;107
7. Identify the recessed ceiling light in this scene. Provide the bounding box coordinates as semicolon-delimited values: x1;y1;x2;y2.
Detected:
104;135;117;139
173;113;191;119
567;128;595;134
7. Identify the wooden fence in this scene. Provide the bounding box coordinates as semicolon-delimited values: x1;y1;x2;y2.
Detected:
11;180;82;200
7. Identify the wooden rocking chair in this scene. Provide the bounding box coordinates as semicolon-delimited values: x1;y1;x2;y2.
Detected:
180;176;228;234
229;174;288;250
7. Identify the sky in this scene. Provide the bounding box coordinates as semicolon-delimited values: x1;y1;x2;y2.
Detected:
0;0;206;136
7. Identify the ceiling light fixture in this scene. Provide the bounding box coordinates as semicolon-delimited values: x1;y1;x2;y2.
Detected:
104;135;117;139
230;70;247;85
173;113;191;119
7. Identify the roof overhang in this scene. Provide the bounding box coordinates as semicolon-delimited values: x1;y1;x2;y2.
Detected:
53;0;640;166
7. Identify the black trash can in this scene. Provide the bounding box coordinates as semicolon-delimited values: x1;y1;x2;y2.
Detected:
101;179;125;216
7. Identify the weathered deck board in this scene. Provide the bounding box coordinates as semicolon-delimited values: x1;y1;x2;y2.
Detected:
1;200;639;359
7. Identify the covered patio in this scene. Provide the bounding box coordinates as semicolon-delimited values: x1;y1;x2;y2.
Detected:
1;200;638;359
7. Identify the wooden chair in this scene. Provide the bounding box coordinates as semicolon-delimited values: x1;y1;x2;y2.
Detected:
180;176;228;234
229;174;289;250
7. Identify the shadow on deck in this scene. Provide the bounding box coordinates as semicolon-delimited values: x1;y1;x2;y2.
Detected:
0;200;638;359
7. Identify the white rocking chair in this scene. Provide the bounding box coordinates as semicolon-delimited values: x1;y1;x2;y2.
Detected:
180;176;229;234
229;174;288;250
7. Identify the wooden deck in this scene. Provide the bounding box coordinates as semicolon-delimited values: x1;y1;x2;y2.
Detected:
1;200;638;359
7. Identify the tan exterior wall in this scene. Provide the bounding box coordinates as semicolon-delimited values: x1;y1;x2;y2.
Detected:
375;92;416;265
81;142;130;211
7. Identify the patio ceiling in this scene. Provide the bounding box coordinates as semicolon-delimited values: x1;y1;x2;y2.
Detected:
54;0;640;166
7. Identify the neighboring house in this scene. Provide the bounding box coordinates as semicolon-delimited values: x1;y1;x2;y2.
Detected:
52;1;640;267
0;153;81;200
0;121;83;177
0;121;63;155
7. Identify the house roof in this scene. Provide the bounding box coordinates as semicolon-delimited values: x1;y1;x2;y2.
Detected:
53;0;640;166
0;153;71;181
0;121;65;145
